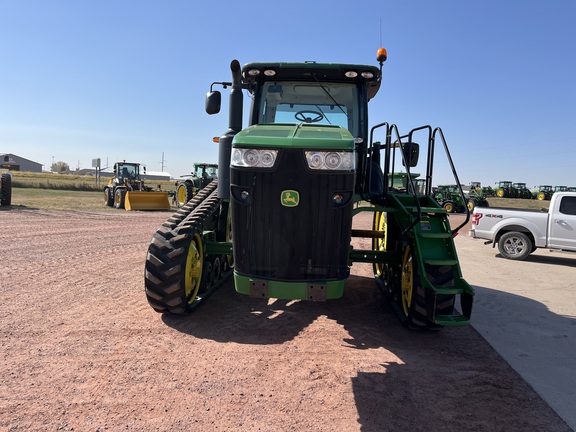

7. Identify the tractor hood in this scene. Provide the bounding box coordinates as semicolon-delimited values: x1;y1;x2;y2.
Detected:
232;123;355;150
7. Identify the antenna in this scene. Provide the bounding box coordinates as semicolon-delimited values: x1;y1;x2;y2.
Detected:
379;18;382;46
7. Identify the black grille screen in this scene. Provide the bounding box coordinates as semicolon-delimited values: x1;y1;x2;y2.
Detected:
231;149;354;281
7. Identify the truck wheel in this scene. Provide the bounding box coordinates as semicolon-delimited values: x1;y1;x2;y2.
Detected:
114;188;126;209
498;231;532;260
104;187;114;206
176;181;194;207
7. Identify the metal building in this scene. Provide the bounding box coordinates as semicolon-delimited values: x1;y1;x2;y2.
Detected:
0;153;43;172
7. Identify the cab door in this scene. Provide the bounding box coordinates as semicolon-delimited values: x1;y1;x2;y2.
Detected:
548;194;576;250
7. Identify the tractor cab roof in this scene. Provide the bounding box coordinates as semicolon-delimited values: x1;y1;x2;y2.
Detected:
241;62;382;101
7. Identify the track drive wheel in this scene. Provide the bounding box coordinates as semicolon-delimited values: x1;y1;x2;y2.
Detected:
372;211;387;277
176;181;195;207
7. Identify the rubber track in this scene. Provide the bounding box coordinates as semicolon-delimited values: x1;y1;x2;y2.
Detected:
144;180;232;313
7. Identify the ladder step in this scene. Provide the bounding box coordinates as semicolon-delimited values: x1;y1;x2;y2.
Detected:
432;285;465;295
434;314;470;327
418;232;452;239
405;206;446;214
424;259;458;266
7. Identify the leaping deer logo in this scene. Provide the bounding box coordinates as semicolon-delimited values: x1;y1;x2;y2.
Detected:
281;190;299;207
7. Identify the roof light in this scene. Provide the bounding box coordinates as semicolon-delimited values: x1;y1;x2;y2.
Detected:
344;71;358;78
263;69;276;76
376;47;388;64
361;71;374;79
247;68;260;76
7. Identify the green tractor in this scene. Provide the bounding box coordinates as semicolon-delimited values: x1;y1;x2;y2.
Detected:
513;182;532;199
174;163;219;207
144;49;473;329
470;181;493;197
495;181;517;198
534;185;553;200
433;184;467;213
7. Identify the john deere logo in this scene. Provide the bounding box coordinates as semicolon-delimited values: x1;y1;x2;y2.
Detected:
281;190;299;207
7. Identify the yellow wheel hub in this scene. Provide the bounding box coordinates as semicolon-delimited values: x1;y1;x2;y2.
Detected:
400;246;413;316
373;211;387;277
177;186;188;206
184;233;203;302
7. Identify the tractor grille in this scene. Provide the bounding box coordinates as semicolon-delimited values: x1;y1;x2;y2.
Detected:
231;148;354;282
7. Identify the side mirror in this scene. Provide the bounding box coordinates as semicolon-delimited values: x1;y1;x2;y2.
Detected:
205;91;221;115
402;142;419;167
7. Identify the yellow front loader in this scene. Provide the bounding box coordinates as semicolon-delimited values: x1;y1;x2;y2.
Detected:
104;162;171;211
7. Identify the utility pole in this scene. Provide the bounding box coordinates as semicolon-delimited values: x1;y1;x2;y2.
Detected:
159;152;166;172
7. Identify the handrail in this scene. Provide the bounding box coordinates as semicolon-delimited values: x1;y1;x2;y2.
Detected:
432;127;470;234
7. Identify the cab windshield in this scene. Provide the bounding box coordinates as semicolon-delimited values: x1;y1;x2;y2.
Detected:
257;81;359;136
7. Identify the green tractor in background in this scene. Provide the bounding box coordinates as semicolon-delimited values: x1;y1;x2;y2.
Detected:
433;184;468;213
470;181;494;197
144;49;473;329
495;181;517;198
512;182;532;199
174;163;219;207
534;185;553;200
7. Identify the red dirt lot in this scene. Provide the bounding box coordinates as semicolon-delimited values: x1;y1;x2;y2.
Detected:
0;207;571;431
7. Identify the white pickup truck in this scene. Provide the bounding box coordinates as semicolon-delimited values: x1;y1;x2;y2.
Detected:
469;192;576;260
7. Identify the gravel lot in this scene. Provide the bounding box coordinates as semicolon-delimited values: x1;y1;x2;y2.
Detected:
0;206;571;431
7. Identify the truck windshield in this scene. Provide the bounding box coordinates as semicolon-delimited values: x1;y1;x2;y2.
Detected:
257;81;359;136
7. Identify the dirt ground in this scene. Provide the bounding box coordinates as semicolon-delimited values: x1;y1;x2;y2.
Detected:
0;206;571;432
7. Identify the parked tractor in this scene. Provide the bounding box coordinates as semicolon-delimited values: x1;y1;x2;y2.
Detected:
466;188;489;211
554;185;568;193
470;181;494;197
433;184;467;213
174;163;218;207
144;49;474;329
104;162;171;210
495;181;517;198
0;169;12;206
534;185;553;200
512;182;532;199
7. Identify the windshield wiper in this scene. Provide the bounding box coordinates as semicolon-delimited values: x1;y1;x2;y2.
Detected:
312;74;348;118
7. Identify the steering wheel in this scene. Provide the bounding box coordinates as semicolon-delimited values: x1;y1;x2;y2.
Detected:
294;110;324;123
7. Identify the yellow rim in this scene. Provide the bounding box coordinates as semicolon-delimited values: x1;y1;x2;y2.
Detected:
467;201;474;211
177;185;187;206
400;246;413;316
184;233;203;302
373;211;387;276
445;203;453;213
497;189;504;197
538;192;545;200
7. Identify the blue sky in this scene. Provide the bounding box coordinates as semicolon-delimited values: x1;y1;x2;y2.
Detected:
1;1;575;188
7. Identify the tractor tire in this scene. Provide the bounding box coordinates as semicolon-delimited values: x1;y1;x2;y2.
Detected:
467;199;475;212
104;187;114;207
496;188;506;198
114;188;126;209
442;201;455;213
537;192;546;201
389;243;455;329
498;231;533;260
1;173;12;206
176;181;195;208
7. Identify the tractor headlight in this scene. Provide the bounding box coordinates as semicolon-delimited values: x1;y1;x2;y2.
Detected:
305;151;355;171
231;148;278;168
